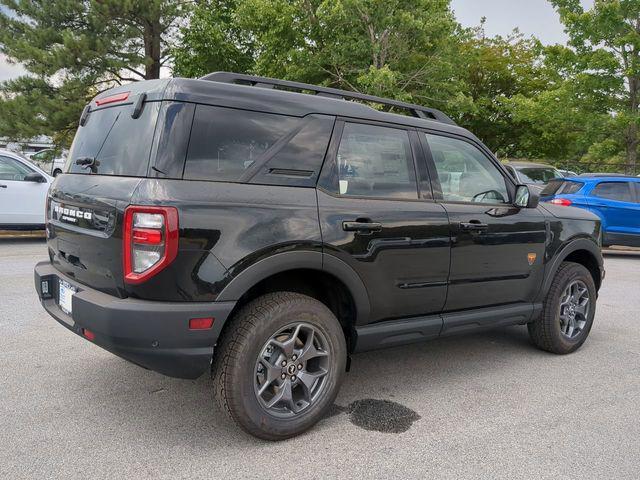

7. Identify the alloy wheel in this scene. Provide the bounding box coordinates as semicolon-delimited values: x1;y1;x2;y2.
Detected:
254;322;330;418
559;280;590;339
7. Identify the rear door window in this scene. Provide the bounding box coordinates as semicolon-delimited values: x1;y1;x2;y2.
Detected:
67;102;160;176
592;182;634;202
184;105;299;182
328;122;418;199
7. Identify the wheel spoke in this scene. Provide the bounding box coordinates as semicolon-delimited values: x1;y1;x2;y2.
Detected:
257;358;282;396
297;329;328;363
266;380;294;410
270;324;303;357
297;368;328;401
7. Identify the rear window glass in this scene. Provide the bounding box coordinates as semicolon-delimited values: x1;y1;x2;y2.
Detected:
184;105;299;182
541;180;583;196
66;101;160;176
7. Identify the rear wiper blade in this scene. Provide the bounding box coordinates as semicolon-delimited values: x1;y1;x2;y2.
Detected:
75;156;95;166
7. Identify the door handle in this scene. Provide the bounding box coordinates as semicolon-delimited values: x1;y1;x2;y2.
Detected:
342;220;383;232
460;221;489;232
0;184;6;188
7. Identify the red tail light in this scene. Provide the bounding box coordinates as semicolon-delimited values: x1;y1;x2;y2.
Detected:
550;198;572;206
123;206;179;284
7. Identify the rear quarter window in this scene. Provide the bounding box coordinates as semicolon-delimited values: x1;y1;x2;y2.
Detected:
183;105;300;182
541;180;583;196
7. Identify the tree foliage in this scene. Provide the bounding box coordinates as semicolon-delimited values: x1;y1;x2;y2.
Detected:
0;0;188;144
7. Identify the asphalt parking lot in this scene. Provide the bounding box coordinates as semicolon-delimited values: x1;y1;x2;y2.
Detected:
1;239;639;479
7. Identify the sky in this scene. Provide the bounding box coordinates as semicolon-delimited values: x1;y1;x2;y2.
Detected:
0;0;595;82
451;0;594;44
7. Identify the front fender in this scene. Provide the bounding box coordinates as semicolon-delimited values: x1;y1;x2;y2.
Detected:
536;236;603;303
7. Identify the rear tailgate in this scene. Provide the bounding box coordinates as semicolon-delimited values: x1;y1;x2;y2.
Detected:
48;175;142;298
46;86;164;297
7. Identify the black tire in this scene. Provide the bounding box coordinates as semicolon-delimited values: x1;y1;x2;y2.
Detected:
53;169;62;177
528;261;596;354
212;292;347;440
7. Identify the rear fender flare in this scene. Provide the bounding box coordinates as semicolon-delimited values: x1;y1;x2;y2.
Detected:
216;251;371;324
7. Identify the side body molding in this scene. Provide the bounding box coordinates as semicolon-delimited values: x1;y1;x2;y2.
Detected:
216;251;371;324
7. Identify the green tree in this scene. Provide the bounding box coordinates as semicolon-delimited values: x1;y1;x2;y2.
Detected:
455;24;551;155
177;0;465;110
0;0;189;145
172;0;255;78
551;0;640;173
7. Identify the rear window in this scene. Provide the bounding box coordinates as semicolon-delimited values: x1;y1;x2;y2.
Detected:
541;180;583;196
66;101;161;176
184;105;300;182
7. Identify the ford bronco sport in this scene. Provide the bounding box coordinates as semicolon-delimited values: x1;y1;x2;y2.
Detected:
35;72;604;440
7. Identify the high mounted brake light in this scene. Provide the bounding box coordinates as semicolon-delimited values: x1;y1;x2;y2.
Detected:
123;206;179;284
95;91;130;107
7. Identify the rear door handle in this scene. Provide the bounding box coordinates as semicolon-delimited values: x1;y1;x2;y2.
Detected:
342;221;383;232
0;184;6;188
460;221;489;232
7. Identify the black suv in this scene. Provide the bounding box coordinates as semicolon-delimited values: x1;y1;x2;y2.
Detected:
35;73;604;440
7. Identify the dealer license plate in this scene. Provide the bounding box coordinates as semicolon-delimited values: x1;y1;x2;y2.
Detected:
58;280;76;315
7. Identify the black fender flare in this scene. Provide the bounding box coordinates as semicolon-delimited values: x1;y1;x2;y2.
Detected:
216;251;371;323
536;237;603;302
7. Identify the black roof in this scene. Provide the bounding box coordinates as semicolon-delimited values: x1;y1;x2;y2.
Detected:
92;74;475;141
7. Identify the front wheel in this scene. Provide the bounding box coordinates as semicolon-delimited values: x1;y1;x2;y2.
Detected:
212;292;347;440
528;262;596;354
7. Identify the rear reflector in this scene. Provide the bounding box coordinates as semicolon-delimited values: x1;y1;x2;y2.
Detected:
550;198;572;206
95;92;130;106
189;317;214;330
82;328;96;341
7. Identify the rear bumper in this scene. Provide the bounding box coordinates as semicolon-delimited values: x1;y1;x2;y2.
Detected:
34;261;236;379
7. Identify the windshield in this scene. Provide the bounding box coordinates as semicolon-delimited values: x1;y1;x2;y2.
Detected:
66;101;160;176
516;166;562;184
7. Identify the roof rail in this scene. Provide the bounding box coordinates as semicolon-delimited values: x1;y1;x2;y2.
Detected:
199;72;457;125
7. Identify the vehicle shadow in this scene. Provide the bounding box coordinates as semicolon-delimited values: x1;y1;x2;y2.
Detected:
81;324;538;447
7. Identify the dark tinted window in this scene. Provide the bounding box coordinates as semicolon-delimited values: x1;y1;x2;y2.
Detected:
251;115;334;187
592;182;634;202
0;156;34;181
426;134;508;204
541;180;583;196
332;123;417;199
184;105;299;182
515;166;562;184
67;102;160;176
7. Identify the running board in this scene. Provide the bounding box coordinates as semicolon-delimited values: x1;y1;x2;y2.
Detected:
354;303;539;352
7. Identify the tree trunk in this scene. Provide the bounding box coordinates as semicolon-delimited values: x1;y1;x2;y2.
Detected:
143;19;162;80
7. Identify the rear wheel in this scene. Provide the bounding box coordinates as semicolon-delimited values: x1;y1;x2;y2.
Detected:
212;292;347;440
528;262;596;354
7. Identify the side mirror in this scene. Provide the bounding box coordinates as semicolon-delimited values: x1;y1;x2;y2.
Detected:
24;172;46;183
514;184;539;209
